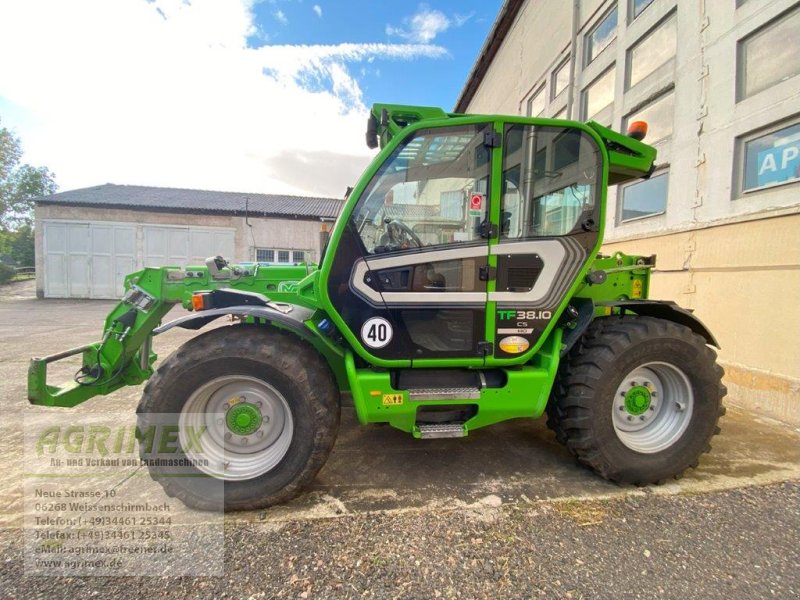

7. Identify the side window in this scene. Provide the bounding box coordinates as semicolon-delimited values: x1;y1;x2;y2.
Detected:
501;124;600;238
351;124;492;254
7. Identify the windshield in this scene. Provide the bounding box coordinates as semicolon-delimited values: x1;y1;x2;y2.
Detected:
351;124;492;254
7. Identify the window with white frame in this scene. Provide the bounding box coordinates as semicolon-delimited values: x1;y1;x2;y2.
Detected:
627;12;677;89
526;85;546;117
255;248;310;263
737;6;800;101
624;91;675;145
551;58;570;100
583;65;616;120
585;6;617;65
619;171;669;222
737;120;800;195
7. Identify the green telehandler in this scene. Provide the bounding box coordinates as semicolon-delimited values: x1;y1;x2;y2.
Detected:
28;105;726;510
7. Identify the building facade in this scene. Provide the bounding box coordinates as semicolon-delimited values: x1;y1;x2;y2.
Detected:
457;0;800;422
35;184;341;299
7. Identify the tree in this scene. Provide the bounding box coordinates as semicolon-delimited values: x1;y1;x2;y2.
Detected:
1;117;58;231
0;225;34;266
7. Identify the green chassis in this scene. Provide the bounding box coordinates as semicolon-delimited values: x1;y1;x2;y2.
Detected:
28;104;665;439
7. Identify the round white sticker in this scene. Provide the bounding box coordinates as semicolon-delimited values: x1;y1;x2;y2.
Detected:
361;317;393;349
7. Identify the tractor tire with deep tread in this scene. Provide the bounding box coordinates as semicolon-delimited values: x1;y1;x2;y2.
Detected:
546;316;726;485
136;325;340;511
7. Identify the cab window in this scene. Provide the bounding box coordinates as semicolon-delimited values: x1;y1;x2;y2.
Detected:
352;124;492;254
501;124;601;239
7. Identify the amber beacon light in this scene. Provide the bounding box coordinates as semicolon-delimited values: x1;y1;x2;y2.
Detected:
627;120;648;141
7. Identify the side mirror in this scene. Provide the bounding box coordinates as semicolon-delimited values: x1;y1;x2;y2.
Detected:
366;114;379;149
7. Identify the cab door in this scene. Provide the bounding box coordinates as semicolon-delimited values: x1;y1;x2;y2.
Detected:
325;122;497;364
488;121;603;361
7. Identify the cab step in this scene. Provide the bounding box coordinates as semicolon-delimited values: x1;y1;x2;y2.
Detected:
417;423;466;439
408;387;481;401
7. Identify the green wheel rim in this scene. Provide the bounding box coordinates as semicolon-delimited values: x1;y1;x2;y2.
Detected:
226;402;263;436
612;362;694;454
179;375;294;481
624;385;652;416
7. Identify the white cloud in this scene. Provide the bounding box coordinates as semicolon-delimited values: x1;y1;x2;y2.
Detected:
453;12;475;28
386;5;450;44
274;8;287;25
0;0;447;197
387;5;475;44
312;4;322;18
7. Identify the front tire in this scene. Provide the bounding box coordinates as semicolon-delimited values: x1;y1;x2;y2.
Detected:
137;325;340;511
547;316;726;485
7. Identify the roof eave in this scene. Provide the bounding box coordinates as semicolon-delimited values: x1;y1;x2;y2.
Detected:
34;200;339;221
453;0;526;113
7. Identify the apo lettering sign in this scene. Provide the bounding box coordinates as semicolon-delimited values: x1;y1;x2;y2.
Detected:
756;138;800;188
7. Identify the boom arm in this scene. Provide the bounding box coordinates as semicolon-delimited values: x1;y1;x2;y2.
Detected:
28;259;317;407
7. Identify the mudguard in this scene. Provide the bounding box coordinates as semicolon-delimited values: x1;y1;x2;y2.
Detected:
598;300;720;348
153;305;315;340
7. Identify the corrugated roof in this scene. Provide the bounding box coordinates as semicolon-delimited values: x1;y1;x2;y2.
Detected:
35;183;344;220
384;204;440;221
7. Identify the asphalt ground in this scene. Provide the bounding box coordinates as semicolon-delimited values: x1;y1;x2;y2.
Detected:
2;483;798;599
1;279;799;598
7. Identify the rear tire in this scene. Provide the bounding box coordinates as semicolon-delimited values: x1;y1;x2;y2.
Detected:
136;325;339;511
547;316;726;484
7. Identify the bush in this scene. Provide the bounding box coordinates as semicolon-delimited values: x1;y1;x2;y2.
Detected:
0;263;14;284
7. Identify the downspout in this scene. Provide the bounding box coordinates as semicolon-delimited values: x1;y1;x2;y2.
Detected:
566;0;580;119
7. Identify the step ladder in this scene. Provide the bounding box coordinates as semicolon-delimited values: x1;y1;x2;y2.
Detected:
417;423;466;439
407;386;481;401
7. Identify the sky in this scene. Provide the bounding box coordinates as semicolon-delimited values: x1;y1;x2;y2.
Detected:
0;0;503;198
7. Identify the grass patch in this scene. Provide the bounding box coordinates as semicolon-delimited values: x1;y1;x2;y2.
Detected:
551;499;609;526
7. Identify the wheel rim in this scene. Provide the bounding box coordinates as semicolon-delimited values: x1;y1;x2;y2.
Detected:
178;375;294;481
611;362;694;454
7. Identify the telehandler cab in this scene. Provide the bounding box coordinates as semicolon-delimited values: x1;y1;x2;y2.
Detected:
29;105;725;510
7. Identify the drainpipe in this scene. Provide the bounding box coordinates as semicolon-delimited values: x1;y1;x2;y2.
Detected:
566;0;580;119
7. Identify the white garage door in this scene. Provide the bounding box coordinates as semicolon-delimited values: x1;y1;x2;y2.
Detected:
43;222;136;299
43;221;235;299
143;226;235;268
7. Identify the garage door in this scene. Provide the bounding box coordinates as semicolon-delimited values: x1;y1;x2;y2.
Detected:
143;226;235;268
43;222;136;299
43;222;235;299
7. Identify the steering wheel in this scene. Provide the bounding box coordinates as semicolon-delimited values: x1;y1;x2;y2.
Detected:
380;219;423;250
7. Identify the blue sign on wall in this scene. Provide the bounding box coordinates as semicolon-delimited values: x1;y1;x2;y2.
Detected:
756;140;800;188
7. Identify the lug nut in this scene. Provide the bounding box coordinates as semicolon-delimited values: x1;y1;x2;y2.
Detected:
627;416;633;421
619;405;625;411
224;432;232;441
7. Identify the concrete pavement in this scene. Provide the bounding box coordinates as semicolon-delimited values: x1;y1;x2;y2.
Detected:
1;279;798;526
